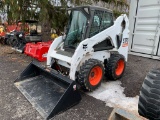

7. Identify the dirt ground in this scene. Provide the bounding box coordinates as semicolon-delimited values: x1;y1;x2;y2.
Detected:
0;44;160;120
0;45;112;120
121;53;160;97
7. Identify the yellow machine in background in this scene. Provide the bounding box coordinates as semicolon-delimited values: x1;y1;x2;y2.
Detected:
51;33;58;39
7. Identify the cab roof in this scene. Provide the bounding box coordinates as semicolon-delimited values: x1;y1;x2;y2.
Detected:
68;6;113;13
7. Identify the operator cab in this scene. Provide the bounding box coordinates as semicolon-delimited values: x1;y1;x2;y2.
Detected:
64;6;114;50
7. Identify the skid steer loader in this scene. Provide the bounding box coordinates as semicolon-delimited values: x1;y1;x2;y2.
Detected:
14;6;129;120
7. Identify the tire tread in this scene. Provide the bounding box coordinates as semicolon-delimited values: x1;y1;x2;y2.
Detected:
138;68;160;120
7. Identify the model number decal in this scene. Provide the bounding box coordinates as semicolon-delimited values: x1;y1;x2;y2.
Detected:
122;38;128;47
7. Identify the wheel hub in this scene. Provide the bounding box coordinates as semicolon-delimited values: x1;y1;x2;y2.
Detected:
91;72;95;77
89;66;103;86
115;59;125;76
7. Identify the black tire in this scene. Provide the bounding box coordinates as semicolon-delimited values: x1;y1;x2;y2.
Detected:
78;59;104;91
6;38;10;45
105;54;126;80
7;35;13;45
11;38;18;47
138;68;160;120
4;38;8;44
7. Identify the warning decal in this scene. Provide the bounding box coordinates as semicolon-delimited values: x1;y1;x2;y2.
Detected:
122;38;129;47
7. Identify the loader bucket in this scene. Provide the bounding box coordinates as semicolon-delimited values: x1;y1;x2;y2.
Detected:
14;62;81;120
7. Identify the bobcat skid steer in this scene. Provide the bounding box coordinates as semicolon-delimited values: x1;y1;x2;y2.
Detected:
14;6;129;120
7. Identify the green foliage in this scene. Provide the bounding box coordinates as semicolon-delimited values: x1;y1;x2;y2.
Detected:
113;10;128;18
0;0;68;33
0;0;129;33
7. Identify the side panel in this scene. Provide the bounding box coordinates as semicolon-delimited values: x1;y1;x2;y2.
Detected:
78;51;110;71
130;0;160;55
47;36;64;66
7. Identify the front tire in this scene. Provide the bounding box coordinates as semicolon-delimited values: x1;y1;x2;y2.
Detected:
138;68;160;120
78;59;104;91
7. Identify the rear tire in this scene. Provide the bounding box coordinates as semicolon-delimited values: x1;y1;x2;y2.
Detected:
138;68;160;120
105;54;125;80
78;59;104;91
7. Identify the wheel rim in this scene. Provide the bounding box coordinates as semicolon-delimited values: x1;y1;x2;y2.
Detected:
89;66;103;86
115;59;125;76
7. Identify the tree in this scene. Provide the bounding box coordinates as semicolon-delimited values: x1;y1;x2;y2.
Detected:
0;0;129;41
37;1;68;41
0;0;69;41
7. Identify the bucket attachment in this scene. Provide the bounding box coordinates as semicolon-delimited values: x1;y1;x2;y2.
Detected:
24;41;52;62
14;62;81;120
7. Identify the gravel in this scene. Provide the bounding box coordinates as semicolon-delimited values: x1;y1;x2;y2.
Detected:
0;45;112;120
0;44;158;120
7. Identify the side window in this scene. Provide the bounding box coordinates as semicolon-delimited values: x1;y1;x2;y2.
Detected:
89;11;113;38
93;15;100;27
89;10;103;37
100;12;113;31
